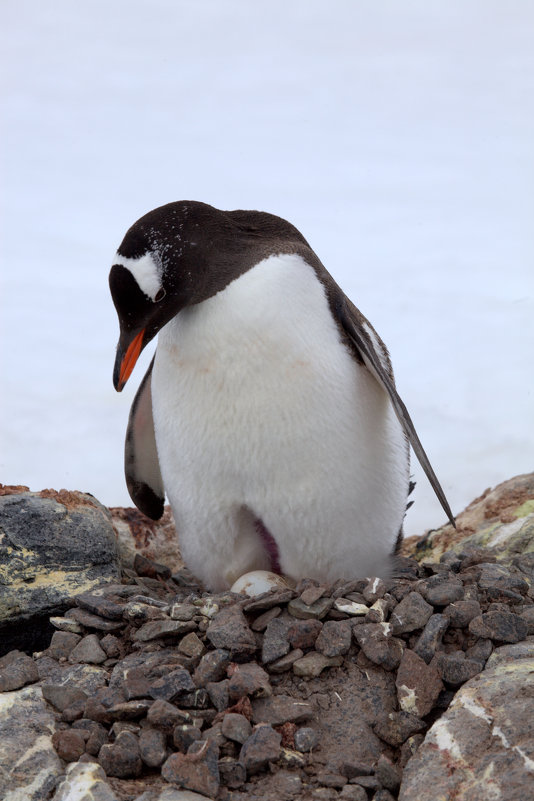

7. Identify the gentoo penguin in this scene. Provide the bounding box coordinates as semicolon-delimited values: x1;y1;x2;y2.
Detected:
109;201;454;591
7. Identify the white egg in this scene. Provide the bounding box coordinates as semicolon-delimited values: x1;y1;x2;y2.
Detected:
230;570;291;597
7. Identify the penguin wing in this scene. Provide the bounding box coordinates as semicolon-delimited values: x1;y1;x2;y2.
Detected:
124;356;165;519
334;291;455;528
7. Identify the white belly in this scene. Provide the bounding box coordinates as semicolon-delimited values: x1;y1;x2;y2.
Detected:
152;253;409;590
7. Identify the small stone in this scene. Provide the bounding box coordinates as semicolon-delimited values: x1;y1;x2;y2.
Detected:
251;606;282;631
0;652;39;691
350;775;382;790
107;700;152;720
399;733;425;769
46;631;82;660
444;599;481;627
98;730;143;778
240;724;281;774
122;601;167;624
162;739;220;797
169;602;197;621
396;649;443;717
373;790;397;801
373;711;426;746
519;606;534;634
287;618;323;649
268;649;304;673
376;754;401;791
69;634;107;665
173;724;203;751
195;598;219;619
201;721;226;748
242;589;295;612
218;756;247;788
465;638;493;664
318;772;347;788
206;606;257;658
42;683;88;712
147;699;192;732
52;729;86;762
278;747;306;768
340;760;374;778
228;662;272;700
84;697;113;725
288;597;333;620
149;668;196;701
435;652;483;686
76;592;125;620
294;726;320;751
178;632;205;658
206;679;229;711
122;670;151;700
333;599;369;616
139;727;167;767
221;712;252;744
261;617;291;663
292;651;343;678
252;694;314;725
100;634;122;658
49;616;84;634
353;624;404;670
422;576;464;606
300;584;328;606
469;611;528;643
73;720;108;756
365;598;389;623
390;593;433;635
315;620;352;657
133;619;196;642
193;649;231;686
68;608;125;632
362;577;387;603
413;614;449;664
339;786;367;801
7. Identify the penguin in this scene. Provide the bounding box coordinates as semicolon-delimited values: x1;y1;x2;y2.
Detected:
109;201;454;591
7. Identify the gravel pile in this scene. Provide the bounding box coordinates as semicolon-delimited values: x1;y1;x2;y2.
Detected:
1;548;533;801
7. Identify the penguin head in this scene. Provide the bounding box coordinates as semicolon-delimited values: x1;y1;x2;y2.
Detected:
109;200;312;391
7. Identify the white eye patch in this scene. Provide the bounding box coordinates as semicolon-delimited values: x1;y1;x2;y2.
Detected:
113;252;162;301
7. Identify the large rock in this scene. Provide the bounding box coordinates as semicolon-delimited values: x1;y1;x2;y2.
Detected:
399;640;534;801
0;685;62;800
110;505;184;573
0;488;120;654
404;473;534;567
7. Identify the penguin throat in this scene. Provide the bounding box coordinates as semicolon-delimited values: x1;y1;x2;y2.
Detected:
254;518;282;575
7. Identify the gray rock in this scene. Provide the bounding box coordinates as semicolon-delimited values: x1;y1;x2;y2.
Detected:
147;699;193;732
221;712;252;744
227;662;271;701
395;649;443;717
98;729;143;778
139;726;167;767
52;761;119;801
173;724;203;752
469;610;528;642
162;739;220;797
261;617;291;664
251;694;314;725
413;613;449;664
177;632;205;658
268;648;304;673
250;605;282;631
69;634;107;665
41;682;88;712
353;624;404;670
206;606;256;658
132;619;196;642
373;710;426;746
294;726;320;751
376;753;401;791
0;650;39;691
206;679;229;711
0;490;119;633
287;618;323;649
292;651;343;677
0;685;62;799
193;649;231;686
218;756;247;788
399;647;534;801
315;620;352;657
422;575;464;606
390;592;433;635
148;668;196;701
435;652;483;686
75;592;125;620
444;599;481;627
240;724;281;774
45;630;82;660
288;596;333;620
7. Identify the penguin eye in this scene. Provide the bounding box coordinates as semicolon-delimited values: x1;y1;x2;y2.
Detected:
154;288;166;303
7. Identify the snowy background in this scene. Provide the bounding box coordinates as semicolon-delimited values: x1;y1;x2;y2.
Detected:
1;0;533;536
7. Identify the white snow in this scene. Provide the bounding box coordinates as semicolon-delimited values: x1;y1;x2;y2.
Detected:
1;1;533;536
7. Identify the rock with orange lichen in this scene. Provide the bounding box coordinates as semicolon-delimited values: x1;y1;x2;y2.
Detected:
110;505;184;574
403;473;534;570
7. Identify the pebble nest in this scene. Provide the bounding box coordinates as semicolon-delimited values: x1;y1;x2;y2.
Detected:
1;548;533;801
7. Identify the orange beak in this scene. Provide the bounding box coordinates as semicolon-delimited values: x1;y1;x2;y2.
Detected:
116;328;145;391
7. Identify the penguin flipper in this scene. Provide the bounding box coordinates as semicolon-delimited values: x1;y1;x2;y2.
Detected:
124;356;165;520
334;292;455;528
